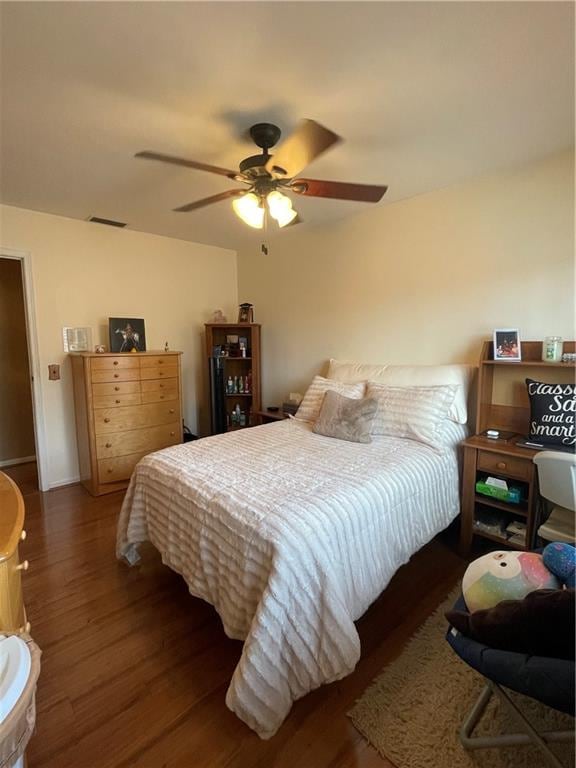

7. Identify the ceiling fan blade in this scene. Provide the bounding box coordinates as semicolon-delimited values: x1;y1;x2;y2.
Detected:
173;189;246;213
136;151;238;179
290;178;387;203
266;120;341;178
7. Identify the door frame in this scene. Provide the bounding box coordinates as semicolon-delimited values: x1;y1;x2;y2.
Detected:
0;247;49;490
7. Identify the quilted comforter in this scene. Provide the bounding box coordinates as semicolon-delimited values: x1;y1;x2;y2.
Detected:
117;418;463;737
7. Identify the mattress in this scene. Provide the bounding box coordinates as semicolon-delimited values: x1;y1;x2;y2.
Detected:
117;418;465;738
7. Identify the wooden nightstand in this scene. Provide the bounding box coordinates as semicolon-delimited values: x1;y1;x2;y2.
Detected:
253;409;289;425
460;435;540;553
459;339;575;554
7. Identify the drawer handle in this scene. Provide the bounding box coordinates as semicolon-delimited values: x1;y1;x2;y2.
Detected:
107;468;113;474
105;442;112;448
170;431;175;436
159;360;164;365
16;560;29;571
160;395;164;400
113;361;119;366
497;461;507;470
160;384;164;388
115;399;121;404
104;418;110;423
169;409;175;414
159;372;164;376
114;374;119;378
114;386;120;391
20;530;26;541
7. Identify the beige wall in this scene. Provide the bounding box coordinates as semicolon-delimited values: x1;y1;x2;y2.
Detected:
0;205;237;487
238;150;575;406
0;257;36;462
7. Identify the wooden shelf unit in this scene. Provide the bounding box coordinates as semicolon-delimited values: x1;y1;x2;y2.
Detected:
205;323;261;434
460;340;575;554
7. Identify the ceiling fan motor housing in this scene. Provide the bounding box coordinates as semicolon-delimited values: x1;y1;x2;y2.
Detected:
249;122;282;150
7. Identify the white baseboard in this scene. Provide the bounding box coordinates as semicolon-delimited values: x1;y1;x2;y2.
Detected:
0;455;36;468
48;475;81;490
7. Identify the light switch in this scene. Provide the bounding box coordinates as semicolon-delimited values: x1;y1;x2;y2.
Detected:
48;364;60;380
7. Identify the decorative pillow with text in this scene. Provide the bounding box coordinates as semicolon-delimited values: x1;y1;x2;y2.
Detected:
526;378;575;447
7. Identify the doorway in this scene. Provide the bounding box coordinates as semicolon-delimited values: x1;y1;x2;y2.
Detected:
0;254;43;490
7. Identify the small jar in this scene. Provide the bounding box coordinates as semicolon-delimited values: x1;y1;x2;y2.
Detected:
542;336;563;362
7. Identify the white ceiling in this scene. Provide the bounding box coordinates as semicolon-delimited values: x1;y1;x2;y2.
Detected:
0;1;573;250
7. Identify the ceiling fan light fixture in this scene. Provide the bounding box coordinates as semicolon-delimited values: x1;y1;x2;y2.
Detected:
232;192;264;229
267;190;297;228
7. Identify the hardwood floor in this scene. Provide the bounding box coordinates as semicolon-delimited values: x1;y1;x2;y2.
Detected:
5;462;468;768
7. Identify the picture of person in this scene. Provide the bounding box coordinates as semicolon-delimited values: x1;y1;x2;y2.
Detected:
493;329;521;361
109;318;147;353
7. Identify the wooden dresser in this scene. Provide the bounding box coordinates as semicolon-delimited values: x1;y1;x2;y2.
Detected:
71;351;183;496
0;471;28;632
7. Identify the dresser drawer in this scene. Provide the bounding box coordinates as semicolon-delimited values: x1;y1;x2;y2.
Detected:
141;387;178;404
91;356;140;371
140;365;178;381
141;378;177;393
94;402;180;434
93;393;142;409
95;422;181;459
0;549;26;632
92;381;141;397
140;355;179;368
477;450;532;482
91;367;141;384
98;452;147;484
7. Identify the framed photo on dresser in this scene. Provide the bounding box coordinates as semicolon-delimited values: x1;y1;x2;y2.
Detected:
109;317;146;353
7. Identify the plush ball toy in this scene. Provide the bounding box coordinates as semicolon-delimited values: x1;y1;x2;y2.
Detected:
543;542;576;588
462;551;560;613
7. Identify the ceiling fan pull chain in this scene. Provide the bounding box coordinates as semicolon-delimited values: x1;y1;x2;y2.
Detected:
261;242;269;256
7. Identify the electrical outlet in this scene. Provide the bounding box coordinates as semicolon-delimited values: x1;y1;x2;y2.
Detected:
48;364;60;381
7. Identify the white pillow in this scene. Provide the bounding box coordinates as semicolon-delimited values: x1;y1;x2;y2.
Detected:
366;382;458;448
327;359;472;424
295;375;366;423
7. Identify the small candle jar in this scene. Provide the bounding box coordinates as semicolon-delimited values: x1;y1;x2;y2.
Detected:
542;336;563;362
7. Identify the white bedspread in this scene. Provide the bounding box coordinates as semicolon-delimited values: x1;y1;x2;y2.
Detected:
116;419;464;738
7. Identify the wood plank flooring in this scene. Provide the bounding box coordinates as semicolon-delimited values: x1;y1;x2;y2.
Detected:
5;462;468;768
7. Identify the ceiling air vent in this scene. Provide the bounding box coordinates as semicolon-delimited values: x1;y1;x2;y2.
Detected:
88;216;127;228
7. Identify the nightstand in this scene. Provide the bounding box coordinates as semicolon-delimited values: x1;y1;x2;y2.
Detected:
459;338;574;554
460;435;540;554
253;409;289;425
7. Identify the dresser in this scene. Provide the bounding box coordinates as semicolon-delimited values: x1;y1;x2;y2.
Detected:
71;351;183;496
0;471;28;632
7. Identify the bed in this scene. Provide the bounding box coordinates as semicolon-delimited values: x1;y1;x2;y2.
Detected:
117;415;467;738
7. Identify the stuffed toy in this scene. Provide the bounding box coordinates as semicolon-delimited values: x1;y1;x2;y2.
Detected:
543;542;576;588
462;550;560;613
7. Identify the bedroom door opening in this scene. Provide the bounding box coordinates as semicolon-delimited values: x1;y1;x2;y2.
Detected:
0;250;46;491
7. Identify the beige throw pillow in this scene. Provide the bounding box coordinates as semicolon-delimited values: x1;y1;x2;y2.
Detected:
295;375;366;423
313;391;377;443
366;382;457;448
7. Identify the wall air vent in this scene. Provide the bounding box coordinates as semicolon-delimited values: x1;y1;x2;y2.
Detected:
88;216;127;228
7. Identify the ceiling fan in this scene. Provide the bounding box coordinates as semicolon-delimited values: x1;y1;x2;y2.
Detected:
135;119;388;229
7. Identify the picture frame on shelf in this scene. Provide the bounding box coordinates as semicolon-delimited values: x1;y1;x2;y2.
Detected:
109;317;146;353
493;328;521;361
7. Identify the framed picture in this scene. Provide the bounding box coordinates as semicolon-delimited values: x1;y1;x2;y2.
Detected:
109;318;146;353
493;328;521;361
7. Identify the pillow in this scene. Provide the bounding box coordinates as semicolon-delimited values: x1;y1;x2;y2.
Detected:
327;360;472;424
446;589;575;661
312;390;377;444
526;378;575;447
295;375;366;423
366;382;457;448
